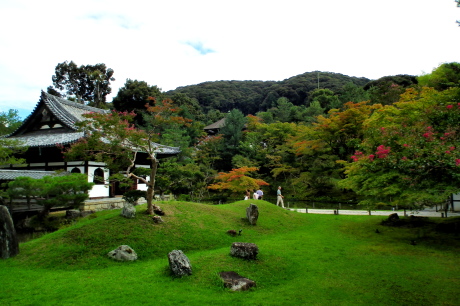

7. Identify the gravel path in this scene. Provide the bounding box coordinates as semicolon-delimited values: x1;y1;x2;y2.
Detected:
288;208;460;218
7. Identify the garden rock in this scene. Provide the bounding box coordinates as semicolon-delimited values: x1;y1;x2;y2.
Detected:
219;271;256;291
0;205;19;259
107;245;138;261
121;203;136;218
168;250;192;276
227;229;237;236
154;206;165;216
152;216;163;223
66;210;95;219
388;213;399;222
246;203;259;225
230;242;259;260
66;209;81;219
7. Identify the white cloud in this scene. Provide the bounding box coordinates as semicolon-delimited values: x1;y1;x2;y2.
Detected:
0;0;459;119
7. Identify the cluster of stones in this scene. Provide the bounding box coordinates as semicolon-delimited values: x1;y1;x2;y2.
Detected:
120;203;164;220
219;203;259;291
66;209;95;219
1;202;260;292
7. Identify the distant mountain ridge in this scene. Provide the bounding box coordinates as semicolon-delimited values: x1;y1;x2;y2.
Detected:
166;71;371;115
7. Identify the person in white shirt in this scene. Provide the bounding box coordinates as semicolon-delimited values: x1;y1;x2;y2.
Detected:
256;188;263;200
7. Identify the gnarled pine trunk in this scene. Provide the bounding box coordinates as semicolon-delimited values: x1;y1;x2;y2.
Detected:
145;158;159;215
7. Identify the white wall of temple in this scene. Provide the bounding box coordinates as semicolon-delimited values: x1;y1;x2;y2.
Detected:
67;161;110;198
88;165;110;197
66;162;151;197
135;164;150;191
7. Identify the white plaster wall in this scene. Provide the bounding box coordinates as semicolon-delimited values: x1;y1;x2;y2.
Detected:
89;184;109;198
137;178;150;191
87;166;110;198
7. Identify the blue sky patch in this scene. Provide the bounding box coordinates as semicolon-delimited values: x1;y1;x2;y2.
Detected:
185;41;215;55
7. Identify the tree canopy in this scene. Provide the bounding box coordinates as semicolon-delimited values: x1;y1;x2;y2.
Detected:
47;61;115;108
0;109;22;136
339;87;460;209
166;72;370;115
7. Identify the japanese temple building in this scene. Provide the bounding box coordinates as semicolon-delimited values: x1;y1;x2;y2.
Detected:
1;91;180;198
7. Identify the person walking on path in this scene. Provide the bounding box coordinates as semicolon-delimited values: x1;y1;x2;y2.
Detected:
276;186;285;208
256;188;263;200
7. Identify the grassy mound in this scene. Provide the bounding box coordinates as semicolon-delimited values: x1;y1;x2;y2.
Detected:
14;200;301;270
1;201;460;305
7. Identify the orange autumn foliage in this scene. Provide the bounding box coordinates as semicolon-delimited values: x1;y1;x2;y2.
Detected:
207;167;269;193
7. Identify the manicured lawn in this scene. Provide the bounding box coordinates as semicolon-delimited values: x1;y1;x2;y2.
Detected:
1;201;459;305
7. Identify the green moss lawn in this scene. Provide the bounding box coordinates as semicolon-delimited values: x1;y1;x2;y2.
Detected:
1;201;459;305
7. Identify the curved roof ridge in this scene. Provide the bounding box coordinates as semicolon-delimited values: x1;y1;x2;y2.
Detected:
42;92;80;130
42;91;109;114
41;92;110;130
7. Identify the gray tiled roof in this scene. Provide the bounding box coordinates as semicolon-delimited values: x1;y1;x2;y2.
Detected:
0;169;67;180
5;91;180;155
204;118;226;130
41;92;110;130
8;131;84;147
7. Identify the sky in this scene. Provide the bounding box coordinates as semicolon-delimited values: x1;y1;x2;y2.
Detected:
0;0;459;119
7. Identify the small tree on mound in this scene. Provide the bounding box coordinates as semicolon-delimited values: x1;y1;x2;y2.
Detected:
207;167;269;196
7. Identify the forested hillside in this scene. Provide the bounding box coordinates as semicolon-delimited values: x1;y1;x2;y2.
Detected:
5;61;457;211
167;71;370;114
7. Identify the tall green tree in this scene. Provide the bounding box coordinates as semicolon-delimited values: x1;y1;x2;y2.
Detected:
0;109;22;135
0;138;27;166
219;109;247;170
193;134;224;198
301;101;325;123
338;82;370;104
289;101;379;199
169;93;205;122
364;74;417;106
308;88;342;111
48;61;115;107
266;97;297;123
418;62;460;91
112;79;163;126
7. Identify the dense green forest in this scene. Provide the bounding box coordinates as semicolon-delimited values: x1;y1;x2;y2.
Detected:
3;63;459;211
166;71;371;116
